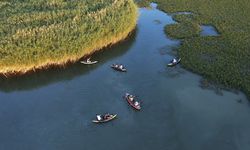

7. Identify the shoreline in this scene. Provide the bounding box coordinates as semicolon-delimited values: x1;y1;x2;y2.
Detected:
0;27;137;78
0;0;138;78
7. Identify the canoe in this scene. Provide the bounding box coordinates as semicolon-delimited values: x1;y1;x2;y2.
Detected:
111;64;127;72
167;58;181;67
80;60;98;65
125;93;141;110
92;114;117;123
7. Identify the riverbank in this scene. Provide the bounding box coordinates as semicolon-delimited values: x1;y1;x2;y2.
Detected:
0;0;137;77
137;0;250;98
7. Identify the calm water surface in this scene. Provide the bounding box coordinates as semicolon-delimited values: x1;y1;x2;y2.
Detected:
201;25;219;36
0;4;249;150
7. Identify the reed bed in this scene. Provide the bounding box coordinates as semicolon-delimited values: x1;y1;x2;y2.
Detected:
0;0;137;75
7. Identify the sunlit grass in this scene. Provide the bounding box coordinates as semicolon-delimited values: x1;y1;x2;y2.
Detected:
0;0;137;75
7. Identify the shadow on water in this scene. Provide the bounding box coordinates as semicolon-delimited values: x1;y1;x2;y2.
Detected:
0;29;137;93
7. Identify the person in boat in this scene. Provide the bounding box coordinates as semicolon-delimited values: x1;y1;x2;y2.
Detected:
86;58;91;63
134;101;139;106
128;94;134;101
115;64;118;68
104;114;111;119
96;115;102;121
119;64;123;69
172;58;177;64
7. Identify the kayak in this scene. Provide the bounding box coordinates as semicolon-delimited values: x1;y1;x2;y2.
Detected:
111;64;127;72
167;58;181;67
125;93;141;110
80;60;98;65
92;114;117;123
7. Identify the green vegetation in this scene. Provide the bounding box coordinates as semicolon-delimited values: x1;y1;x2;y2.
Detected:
138;0;250;98
165;14;201;39
0;0;137;75
135;0;151;8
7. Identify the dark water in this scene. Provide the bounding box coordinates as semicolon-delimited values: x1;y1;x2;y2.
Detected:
0;4;250;150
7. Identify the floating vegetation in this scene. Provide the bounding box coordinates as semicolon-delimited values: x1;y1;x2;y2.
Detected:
154;19;162;24
158;45;179;56
160;67;186;78
199;79;224;96
199;78;241;96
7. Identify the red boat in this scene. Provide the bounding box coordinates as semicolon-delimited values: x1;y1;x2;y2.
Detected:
125;93;141;110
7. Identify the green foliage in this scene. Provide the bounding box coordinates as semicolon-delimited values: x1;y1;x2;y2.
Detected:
165;19;201;39
173;14;198;23
135;0;151;7
141;0;250;98
0;0;137;74
165;14;201;39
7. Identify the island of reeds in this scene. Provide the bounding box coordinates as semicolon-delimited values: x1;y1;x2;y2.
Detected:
137;0;250;98
0;0;137;75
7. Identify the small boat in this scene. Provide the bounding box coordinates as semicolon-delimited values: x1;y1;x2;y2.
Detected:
125;93;141;110
111;64;127;72
80;58;98;65
167;58;181;67
92;114;117;123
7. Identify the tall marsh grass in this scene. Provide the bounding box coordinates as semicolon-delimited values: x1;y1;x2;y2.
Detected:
0;0;137;75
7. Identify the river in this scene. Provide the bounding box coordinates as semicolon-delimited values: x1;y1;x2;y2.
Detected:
0;4;249;150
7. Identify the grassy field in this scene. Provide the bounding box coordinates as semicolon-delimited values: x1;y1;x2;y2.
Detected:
137;0;250;98
0;0;137;75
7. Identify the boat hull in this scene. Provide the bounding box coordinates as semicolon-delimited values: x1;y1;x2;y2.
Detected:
92;114;117;123
111;65;127;72
125;95;141;110
167;58;181;67
80;61;98;65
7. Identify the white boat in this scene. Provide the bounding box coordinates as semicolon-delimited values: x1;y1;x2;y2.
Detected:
92;114;117;123
167;58;181;67
80;58;98;65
